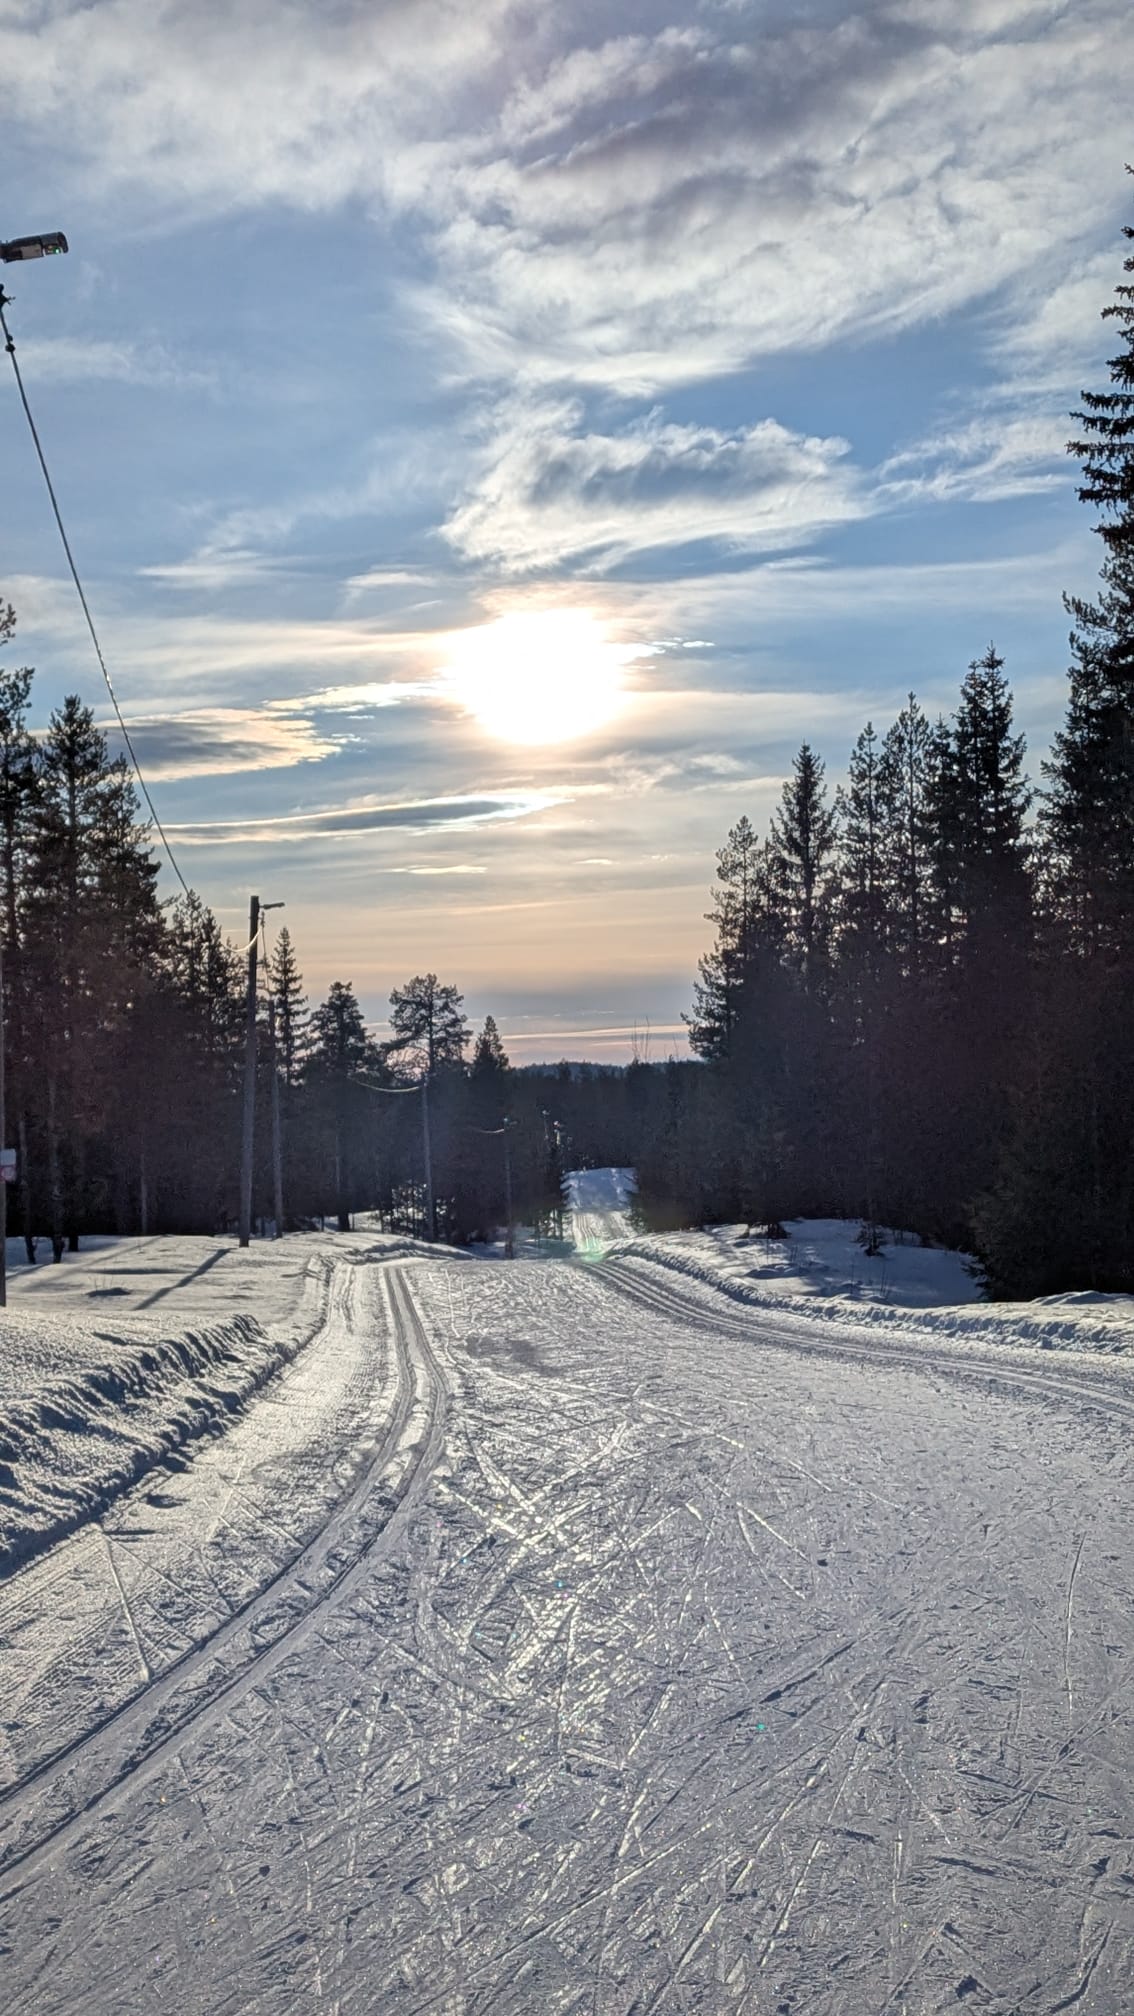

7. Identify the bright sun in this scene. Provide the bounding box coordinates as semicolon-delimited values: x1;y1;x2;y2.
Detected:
439;610;643;745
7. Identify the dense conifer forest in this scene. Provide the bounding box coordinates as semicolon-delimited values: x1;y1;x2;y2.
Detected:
635;195;1134;1297
1;195;1131;1295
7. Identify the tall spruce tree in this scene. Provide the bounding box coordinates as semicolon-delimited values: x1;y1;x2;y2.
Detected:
1044;183;1134;954
23;698;161;1248
685;814;761;1060
877;692;932;974
267;924;308;1086
834;723;891;1243
770;745;836;990
930;648;1031;958
306;980;380;1231
980;189;1134;1292
836;723;888;980
472;1014;509;1078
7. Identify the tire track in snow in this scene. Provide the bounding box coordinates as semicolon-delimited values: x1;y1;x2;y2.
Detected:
0;1262;448;1894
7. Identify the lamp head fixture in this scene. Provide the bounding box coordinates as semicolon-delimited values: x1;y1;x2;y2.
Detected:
1;233;69;263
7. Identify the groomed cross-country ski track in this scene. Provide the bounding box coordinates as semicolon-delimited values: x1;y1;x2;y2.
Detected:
3;1212;1134;2015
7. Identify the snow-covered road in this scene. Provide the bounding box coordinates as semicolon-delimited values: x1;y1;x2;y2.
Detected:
4;1241;1134;2014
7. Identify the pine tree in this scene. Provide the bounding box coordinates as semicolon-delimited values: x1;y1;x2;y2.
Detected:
472;1014;509;1077
877;692;932;974
833;723;891;1243
306;980;380;1230
1044;180;1134;954
267;924;308;1086
770;745;836;989
685;815;761;1060
929;647;1031;957
387;973;469;1077
836;723;888;979
23;697;161;1248
981;184;1134;1291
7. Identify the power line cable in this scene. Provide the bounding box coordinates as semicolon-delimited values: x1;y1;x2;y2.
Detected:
0;287;193;900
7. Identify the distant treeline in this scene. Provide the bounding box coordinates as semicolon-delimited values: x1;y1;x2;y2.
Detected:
633;198;1134;1299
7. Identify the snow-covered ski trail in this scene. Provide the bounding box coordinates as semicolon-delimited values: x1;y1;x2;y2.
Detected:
3;1244;1134;2013
0;1261;449;1887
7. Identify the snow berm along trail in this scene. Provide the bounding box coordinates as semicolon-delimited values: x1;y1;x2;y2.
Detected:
2;1192;1134;2015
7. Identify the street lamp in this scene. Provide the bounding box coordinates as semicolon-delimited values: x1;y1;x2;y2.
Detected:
1;233;69;263
0;225;68;1308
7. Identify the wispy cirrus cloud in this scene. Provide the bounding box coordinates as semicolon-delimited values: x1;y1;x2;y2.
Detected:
3;1;1129;405
16;336;213;390
879;410;1071;507
167;789;567;847
444;401;862;571
101;707;338;780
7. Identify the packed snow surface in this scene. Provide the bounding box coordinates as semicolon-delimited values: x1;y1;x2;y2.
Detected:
612;1218;1134;1355
565;1165;636;1249
3;1198;1134;2013
0;1234;428;1575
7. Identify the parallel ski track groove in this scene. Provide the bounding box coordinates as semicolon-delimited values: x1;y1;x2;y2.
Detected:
0;1261;447;1894
594;1256;1134;1431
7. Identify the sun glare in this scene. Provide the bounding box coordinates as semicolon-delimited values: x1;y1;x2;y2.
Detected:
439;610;642;745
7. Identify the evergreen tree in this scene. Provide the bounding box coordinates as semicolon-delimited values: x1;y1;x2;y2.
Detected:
267;924;308;1086
833;723;891;1243
836;723;888;978
306;980;380;1231
471;1014;509;1077
877;692;932;974
770;745;836;989
23;697;161;1248
929;647;1031;957
981;187;1134;1291
387;973;469;1076
685;815;761;1060
1044;183;1134;955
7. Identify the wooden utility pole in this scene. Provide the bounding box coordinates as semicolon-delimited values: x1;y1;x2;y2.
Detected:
238;893;259;1248
269;994;284;1238
503;1117;514;1259
0;935;6;1307
421;1074;436;1241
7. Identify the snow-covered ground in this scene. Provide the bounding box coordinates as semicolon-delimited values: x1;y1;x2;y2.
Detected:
612;1217;1134;1355
4;1202;1134;2013
565;1165;636;1250
0;1233;432;1575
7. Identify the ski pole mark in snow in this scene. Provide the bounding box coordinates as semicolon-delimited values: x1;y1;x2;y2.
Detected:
97;1525;153;1686
1064;1529;1086;1732
0;1262;448;1892
4;1239;1134;2012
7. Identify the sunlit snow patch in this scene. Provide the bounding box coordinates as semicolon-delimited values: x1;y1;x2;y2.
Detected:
565;1167;636;1257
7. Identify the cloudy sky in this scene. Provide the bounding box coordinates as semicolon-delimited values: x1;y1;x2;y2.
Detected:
1;0;1130;1059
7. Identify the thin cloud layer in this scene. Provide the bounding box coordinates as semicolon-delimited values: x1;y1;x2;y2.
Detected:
444;403;861;570
3;1;1129;401
103;707;338;780
168;789;566;847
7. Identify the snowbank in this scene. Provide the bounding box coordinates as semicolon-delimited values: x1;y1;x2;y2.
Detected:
0;1229;443;1580
610;1220;1134;1356
0;1257;333;1578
